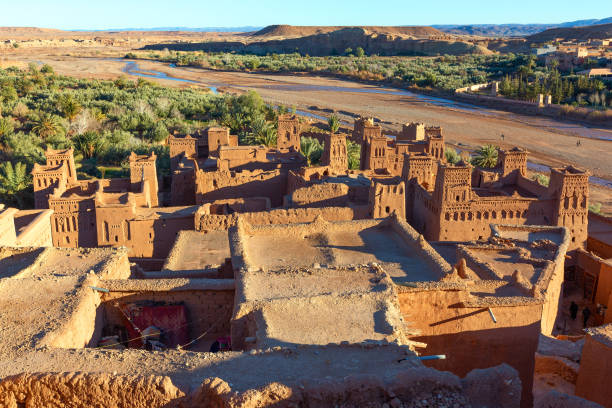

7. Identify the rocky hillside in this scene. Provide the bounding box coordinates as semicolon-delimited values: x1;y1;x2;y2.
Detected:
435;17;612;37
527;22;612;42
251;25;445;39
144;27;490;56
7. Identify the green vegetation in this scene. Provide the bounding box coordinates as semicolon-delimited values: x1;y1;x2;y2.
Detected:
128;51;535;91
327;114;340;134
444;147;461;165
300;136;323;166
589;202;602;214
531;173;550;186
0;66;283;208
128;50;612;109
471;145;499;168
498;56;610;106
0;161;29;208
347;140;360;170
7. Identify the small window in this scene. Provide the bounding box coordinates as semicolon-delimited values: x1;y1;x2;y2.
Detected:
385;206;390;214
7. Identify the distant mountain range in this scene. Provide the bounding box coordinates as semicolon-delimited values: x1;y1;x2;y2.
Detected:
74;17;612;38
433;17;612;37
77;26;263;33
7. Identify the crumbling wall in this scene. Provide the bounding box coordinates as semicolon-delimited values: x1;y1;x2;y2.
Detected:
290;183;350;207
397;286;542;408
188;364;520;408
196;169;287;208
0;373;183;408
101;288;234;348
196;206;369;232
575;327;612;407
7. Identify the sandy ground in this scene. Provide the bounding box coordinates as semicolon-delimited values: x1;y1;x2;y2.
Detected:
4;49;611;212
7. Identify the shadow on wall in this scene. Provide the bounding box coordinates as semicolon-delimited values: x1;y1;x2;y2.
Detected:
413;322;540;408
197;176;287;208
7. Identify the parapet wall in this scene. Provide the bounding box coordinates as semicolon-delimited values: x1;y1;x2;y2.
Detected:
0;373;183;408
196;205;369;232
396;284;542;408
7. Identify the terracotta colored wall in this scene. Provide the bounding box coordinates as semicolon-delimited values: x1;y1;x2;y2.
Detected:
291;183;350;208
15;209;53;247
127;215;195;259
196;206;369;232
398;289;542;408
575;334;612;407
196;170;287;208
588;237;612;259
101;289;235;347
0;208;17;246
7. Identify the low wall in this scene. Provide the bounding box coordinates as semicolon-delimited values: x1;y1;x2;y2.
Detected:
196;205;369;232
0;373;182;408
15;209;53;247
100;279;235;349
397;285;542;408
575;325;612;407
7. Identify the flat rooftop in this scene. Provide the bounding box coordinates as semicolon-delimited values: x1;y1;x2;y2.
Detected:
240;218;447;283
163;230;230;273
0;246;130;356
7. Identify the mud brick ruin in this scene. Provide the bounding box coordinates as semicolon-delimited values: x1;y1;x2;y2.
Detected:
0;113;610;408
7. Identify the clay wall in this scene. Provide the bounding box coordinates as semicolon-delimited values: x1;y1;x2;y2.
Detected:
397;287;542;407
277;114;300;151
369;181;406;219
290;183;350;208
32;163;68;209
0;373;182;408
218;146;268;169
207;127;233;154
169;135;197;171
129;153;158;207
196;169;287;208
575;330;612;407
588;235;612;259
0;207;18;246
171;167;196;206
577;249;612;308
14;209;53;247
587;212;612;259
196;206;369;232
101;288;235;347
129;214;195;259
45;147;77;184
49;196;97;248
321;133;348;174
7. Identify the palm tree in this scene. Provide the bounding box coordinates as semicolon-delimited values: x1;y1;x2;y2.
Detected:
57;94;82;121
300;137;323;166
0;117;14;138
0;161;30;208
73;131;107;159
347;140;360;170
328;114;340;134
472;145;499;168
32;113;63;139
255;126;277;147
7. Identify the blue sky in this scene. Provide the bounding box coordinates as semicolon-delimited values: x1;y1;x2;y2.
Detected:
0;0;610;30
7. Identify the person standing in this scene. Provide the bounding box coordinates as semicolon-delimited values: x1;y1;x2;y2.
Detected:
570;301;578;320
582;307;591;328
